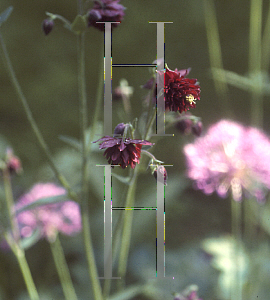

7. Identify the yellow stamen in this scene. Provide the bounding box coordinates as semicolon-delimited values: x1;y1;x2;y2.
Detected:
186;94;196;104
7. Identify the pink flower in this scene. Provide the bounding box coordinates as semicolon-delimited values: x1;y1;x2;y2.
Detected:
174;285;203;300
16;183;81;241
184;120;270;202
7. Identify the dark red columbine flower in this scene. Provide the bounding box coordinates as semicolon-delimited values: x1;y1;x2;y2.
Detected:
87;0;126;31
161;66;200;113
93;136;153;169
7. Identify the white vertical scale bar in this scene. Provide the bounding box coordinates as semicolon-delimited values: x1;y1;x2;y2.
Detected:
156;23;165;136
156;166;165;277
104;165;112;278
104;22;112;136
149;21;173;137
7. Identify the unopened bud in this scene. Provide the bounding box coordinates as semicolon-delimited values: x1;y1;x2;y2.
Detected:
113;123;126;137
5;148;22;174
42;18;54;35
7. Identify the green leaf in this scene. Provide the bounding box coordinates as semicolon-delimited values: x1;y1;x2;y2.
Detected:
0;6;13;27
16;194;68;214
59;135;82;152
20;228;42;250
212;68;270;94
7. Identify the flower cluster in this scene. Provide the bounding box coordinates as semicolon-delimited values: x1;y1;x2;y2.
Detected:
15;183;81;241
87;0;126;31
184;120;270;202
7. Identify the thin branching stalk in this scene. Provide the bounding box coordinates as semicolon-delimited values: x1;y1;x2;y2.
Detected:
3;169;39;300
50;234;78;300
203;0;231;114
117;167;139;290
116;109;156;291
0;32;78;203
231;199;243;300
77;31;103;300
262;1;270;71
249;0;263;127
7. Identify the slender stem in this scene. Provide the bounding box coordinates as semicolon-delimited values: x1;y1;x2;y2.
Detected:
77;32;103;300
141;149;157;162
3;168;19;241
231;199;243;300
0;32;78;203
116;108;156;290
50;235;78;300
249;0;263;127
117;168;139;290
262;1;270;71
87;43;104;154
144;108;157;140
203;0;231;114
15;246;39;300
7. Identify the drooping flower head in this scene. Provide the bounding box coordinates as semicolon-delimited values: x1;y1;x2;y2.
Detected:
184;120;270;202
87;0;126;31
15;183;81;241
93;123;153;169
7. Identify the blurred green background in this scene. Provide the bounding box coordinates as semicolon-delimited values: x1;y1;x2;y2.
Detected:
0;0;270;299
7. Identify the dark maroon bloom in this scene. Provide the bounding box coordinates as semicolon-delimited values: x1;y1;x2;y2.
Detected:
93;136;153;169
87;0;126;31
161;66;200;113
42;18;54;35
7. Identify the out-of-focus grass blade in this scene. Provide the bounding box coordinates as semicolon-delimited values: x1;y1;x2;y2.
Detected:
0;6;13;27
212;68;270;95
16;194;68;214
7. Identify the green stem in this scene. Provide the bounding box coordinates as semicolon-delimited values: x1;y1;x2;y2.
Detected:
50;235;78;300
3;170;39;300
77;32;103;300
249;0;263;127
117;168;139;290
116;106;156;291
3;168;19;241
231;199;243;300
15;246;39;300
87;43;104;154
0;32;78;203
82;208;103;299
203;0;231;114
262;0;270;71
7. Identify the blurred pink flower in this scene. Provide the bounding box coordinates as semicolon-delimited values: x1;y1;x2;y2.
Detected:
184;120;270;202
174;285;202;300
16;183;81;241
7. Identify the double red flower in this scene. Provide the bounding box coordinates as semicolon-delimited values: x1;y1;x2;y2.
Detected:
93;136;153;169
